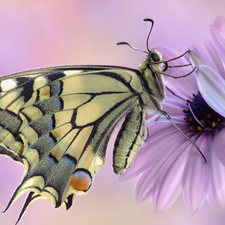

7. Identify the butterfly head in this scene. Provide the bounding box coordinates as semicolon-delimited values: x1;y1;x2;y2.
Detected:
117;19;167;109
117;18;168;74
143;48;168;71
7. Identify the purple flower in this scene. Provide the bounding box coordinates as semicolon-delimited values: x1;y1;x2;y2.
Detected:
120;17;225;214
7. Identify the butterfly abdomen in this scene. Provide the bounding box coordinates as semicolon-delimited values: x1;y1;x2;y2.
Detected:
112;49;166;174
113;103;146;174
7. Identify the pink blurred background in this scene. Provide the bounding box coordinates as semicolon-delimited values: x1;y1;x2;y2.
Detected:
0;0;225;224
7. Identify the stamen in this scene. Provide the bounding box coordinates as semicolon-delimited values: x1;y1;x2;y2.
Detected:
183;93;224;133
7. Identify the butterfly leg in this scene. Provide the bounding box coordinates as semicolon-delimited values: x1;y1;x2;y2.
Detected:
159;109;207;163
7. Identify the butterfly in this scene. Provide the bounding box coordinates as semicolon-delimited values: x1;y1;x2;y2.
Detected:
0;18;198;223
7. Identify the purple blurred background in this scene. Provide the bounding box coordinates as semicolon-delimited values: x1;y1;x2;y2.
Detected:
0;0;225;225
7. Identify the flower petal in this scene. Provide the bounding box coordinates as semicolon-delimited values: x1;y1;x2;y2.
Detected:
182;134;211;214
213;127;225;166
196;65;225;117
213;16;225;36
119;121;187;181
162;95;186;118
189;49;211;68
135;135;187;204
209;24;225;65
151;140;191;213
191;41;225;78
207;140;225;208
135;157;166;203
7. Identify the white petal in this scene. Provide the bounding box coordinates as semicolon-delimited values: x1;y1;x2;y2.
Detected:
189;49;210;67
190;44;225;80
195;40;225;78
196;65;225;117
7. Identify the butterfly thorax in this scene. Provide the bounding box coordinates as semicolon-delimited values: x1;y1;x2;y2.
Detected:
138;49;165;113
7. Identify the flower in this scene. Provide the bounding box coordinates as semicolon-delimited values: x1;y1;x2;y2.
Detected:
119;17;225;214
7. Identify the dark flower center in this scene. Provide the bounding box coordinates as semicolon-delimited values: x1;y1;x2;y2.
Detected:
183;92;224;133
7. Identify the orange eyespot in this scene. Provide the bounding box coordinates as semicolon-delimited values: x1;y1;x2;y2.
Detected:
70;170;92;192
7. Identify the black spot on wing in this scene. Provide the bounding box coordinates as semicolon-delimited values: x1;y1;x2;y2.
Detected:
33;96;62;115
35;89;40;102
15;77;31;86
71;109;77;127
49;153;59;163
46;72;65;82
96;71;137;93
55;80;63;95
49;115;56;129
49;132;57;143
63;154;77;166
20;79;34;103
0;109;22;137
64;194;74;210
57;98;64;110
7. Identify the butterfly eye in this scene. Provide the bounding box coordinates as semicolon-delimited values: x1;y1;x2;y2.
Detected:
150;52;160;62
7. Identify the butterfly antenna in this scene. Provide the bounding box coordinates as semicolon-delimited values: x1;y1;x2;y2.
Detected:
117;42;148;54
143;18;154;52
